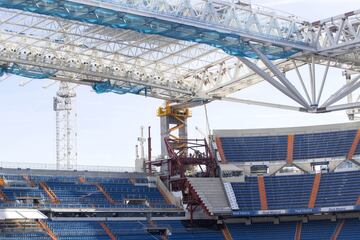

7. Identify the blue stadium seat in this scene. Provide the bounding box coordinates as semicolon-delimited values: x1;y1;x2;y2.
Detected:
230;171;359;211
338;218;360;240
227;221;296;240
220;135;287;162
219;129;358;162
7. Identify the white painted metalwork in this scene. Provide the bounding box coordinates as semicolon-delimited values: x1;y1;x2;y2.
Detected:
0;1;360;113
54;82;77;170
0;161;134;172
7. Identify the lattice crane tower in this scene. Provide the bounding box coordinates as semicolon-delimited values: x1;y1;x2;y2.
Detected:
53;82;77;170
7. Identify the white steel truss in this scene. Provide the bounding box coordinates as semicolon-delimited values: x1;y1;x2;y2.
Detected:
0;1;359;113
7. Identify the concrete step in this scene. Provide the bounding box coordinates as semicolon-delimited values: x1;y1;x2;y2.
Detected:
188;177;232;215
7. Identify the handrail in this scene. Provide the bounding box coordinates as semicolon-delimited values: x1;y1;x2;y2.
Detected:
0;161;134;173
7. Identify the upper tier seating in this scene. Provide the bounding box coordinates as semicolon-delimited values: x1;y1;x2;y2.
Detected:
218;128;358;162
230;170;359;211
44;181;109;206
0;174;175;209
220;135;288;162
293;130;356;160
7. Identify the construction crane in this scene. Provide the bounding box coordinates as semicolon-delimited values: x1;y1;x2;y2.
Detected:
53;82;77;170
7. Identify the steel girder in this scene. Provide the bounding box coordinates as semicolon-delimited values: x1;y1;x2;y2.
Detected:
0;1;360;112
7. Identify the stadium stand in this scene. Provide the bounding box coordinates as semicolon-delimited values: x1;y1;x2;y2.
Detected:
1;217;359;240
226;218;360;240
293;130;356;160
230;177;261;211
215;123;360;162
0;174;177;209
0;123;359;239
0;220;50;240
316;171;360;207
228;171;360;212
220;135;288;162
226;221;296;240
155;220;224;240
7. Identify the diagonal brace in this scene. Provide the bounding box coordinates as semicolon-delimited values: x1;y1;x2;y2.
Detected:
250;45;310;108
238;57;310;108
321;75;360;107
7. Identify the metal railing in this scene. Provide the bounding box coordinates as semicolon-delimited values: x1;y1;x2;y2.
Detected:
0;162;135;173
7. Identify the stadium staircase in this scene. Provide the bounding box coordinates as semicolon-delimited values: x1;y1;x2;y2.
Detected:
99;222;117;240
39;181;60;204
22;175;35;187
37;219;57;240
348;129;360;160
257;176;268;210
295;222;302;240
156;176;181;208
332;219;346;240
188;178;232;215
308;173;321;208
79;176;117;205
93;182;116;205
222;224;234;240
0;177;5;186
0;189;8;202
287;135;294;164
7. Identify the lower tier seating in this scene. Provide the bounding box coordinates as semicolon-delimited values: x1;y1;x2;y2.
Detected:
156;220;224;240
0;220;225;240
0;220;50;240
226;218;360;240
0;218;359;239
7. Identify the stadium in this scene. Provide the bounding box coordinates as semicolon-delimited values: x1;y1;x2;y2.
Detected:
0;0;360;239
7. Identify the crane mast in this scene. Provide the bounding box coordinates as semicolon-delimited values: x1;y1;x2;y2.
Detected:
53;82;77;170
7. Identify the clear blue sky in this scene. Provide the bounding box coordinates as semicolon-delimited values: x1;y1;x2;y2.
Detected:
1;0;360;167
